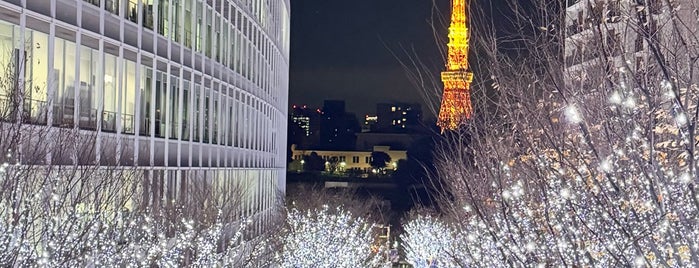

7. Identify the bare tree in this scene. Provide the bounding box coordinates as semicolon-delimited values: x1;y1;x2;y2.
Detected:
401;0;699;266
281;185;389;267
0;44;282;266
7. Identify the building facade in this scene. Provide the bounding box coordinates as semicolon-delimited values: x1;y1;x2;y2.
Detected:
564;0;698;87
289;144;406;175
319;100;359;150
0;0;289;222
375;102;421;132
289;104;321;148
362;114;377;132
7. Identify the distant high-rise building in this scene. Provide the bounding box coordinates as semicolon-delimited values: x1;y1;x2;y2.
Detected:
320;100;359;150
290;105;312;137
289;105;321;148
363;115;378;132
375;103;422;132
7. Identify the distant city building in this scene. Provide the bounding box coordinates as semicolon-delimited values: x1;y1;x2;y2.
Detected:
319;100;360;150
375;103;422;132
291;105;312;137
363;115;377;132
355;132;426;151
289;145;406;174
289;105;321;148
287;101;426;174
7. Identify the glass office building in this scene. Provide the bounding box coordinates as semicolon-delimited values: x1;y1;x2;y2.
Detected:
0;0;289;222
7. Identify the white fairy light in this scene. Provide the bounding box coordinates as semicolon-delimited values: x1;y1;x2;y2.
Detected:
600;158;613;172
661;80;673;91
676;113;688;126
279;206;382;268
565;105;582;124
680;173;691;183
560;188;571;199
610;91;623;104
403;36;699;267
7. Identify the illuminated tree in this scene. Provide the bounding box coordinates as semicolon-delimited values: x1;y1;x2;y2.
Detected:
401;214;461;268
0;55;280;266
401;0;699;266
279;206;382;268
279;187;388;267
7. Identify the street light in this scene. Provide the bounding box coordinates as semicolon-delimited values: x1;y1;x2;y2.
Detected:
374;224;392;264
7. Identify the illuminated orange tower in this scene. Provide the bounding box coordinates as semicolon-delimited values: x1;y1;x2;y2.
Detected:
437;0;473;131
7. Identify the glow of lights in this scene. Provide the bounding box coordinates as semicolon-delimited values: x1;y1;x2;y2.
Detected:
279;206;382;267
401;215;461;268
405;54;699;266
610;91;622;104
437;0;474;132
564;105;582;124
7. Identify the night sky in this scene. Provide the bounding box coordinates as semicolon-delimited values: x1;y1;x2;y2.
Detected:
289;0;450;117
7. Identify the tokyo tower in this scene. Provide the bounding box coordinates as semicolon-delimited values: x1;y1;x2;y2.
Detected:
437;0;473;132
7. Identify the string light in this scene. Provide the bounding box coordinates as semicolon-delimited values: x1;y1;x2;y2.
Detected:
279;205;383;268
405;30;699;268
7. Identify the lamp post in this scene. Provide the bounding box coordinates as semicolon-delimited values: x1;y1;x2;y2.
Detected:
373;224;391;265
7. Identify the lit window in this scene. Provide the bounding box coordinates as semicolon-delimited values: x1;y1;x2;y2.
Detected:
391;106;396;112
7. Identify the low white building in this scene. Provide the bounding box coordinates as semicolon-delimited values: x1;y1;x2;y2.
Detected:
289;144;407;174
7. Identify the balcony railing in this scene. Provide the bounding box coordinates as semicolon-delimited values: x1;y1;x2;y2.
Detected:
0;95;140;136
122;113;134;134
102;111;118;132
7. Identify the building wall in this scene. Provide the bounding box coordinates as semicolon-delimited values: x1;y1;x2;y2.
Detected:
375;102;421;132
289;105;321;148
319;100;358;150
564;0;698;86
0;0;289;222
355;132;425;151
290;145;407;173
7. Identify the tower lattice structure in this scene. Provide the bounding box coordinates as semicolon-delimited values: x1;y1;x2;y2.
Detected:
437;0;473;131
